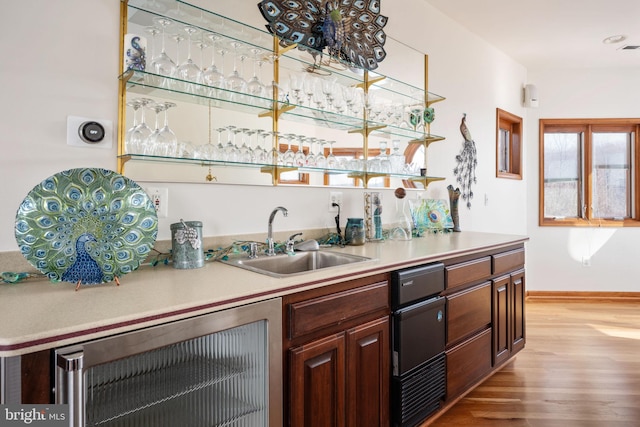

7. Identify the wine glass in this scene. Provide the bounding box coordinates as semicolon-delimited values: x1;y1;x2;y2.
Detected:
203;33;225;92
226;41;247;96
293;135;306;167
150;17;177;80
321;76;337;111
326;140;339;169
243;128;258;163
145;102;167;156
305;137;317;167
289;72;305;105
246;48;266;99
214;127;227;160
176;26;202;90
156;102;178;156
125;99;142;154
254;130;270;164
223;126;240;162
268;131;279;165
279;133;295;166
143;26;161;84
237;128;252;163
315;139;327;168
303;75;318;107
131;98;154;155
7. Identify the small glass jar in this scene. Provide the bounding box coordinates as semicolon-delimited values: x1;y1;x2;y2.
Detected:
344;218;365;246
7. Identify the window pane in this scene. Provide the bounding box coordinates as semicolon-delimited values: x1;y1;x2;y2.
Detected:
498;128;510;172
592;132;631;218
543;133;581;217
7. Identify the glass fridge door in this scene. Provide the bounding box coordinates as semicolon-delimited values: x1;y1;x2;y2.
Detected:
55;298;282;427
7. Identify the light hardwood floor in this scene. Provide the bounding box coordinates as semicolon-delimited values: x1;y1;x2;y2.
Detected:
428;300;640;427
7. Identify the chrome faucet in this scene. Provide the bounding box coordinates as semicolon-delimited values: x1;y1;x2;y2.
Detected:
267;206;288;256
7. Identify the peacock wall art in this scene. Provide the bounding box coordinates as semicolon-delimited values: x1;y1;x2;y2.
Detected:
15;168;158;289
257;0;389;71
453;113;478;209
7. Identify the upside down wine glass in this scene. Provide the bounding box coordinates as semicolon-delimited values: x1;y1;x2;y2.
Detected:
150;17;176;79
176;26;202;91
130;98;154;155
203;33;225;93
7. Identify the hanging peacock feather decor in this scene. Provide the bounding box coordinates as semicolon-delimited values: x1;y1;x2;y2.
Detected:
453;113;478;209
257;0;388;71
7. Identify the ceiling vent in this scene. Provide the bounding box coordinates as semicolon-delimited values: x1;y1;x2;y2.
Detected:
620;45;640;50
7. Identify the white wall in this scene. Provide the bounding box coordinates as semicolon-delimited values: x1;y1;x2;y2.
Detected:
525;67;640;292
0;1;527;260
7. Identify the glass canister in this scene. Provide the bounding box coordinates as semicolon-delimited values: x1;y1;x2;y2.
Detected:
170;220;204;269
344;218;365;246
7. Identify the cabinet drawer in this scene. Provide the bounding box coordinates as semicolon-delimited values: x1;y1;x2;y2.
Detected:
445;328;492;399
492;248;525;276
445;257;491;289
446;281;491;346
288;282;389;340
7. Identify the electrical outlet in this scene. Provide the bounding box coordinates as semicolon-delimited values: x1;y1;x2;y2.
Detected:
146;187;169;218
329;191;343;212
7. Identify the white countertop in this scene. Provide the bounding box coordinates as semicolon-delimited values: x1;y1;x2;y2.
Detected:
0;231;527;356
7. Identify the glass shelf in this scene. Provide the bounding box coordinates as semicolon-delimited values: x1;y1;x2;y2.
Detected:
119;153;432;181
123;70;446;142
121;0;447;187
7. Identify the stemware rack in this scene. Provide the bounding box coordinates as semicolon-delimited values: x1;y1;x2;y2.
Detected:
118;0;446;188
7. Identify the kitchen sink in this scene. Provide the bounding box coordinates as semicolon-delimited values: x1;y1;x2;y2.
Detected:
220;250;373;278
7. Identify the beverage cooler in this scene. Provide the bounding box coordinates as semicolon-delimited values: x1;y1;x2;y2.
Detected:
55;298;282;427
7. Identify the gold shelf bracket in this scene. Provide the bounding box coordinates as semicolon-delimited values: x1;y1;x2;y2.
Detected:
348;124;386;137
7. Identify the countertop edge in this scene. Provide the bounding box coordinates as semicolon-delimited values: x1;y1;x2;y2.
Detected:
0;232;528;357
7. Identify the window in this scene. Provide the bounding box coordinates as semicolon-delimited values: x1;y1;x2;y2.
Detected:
496;108;522;179
539;118;640;226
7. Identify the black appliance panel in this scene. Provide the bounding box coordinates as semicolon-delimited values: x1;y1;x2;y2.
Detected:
391;262;444;308
392;296;445;376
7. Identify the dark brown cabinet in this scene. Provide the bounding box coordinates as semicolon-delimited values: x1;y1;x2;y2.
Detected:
493;269;526;366
284;275;390;427
443;244;526;403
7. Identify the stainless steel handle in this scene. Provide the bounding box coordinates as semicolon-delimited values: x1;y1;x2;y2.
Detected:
55;350;84;427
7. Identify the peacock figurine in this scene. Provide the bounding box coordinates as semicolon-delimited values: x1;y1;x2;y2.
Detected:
453;113;478;209
257;0;388;70
125;36;146;71
61;233;104;287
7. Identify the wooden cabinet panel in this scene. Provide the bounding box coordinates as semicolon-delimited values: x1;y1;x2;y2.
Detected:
445;257;491;289
446;281;492;346
346;317;389;427
511;269;526;354
492;248;525;276
21;350;51;403
290;334;346;427
493;275;510;366
445;328;492;399
288;282;388;340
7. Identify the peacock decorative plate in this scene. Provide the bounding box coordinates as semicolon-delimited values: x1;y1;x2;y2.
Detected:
15;168;158;286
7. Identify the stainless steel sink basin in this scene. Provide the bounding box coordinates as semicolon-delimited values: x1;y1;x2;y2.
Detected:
220;250;372;278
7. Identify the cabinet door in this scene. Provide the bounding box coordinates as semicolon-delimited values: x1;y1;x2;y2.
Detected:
446;281;492;346
492;275;511;366
445;328;492;399
511;269;526;354
346;317;389;427
290;334;346;427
